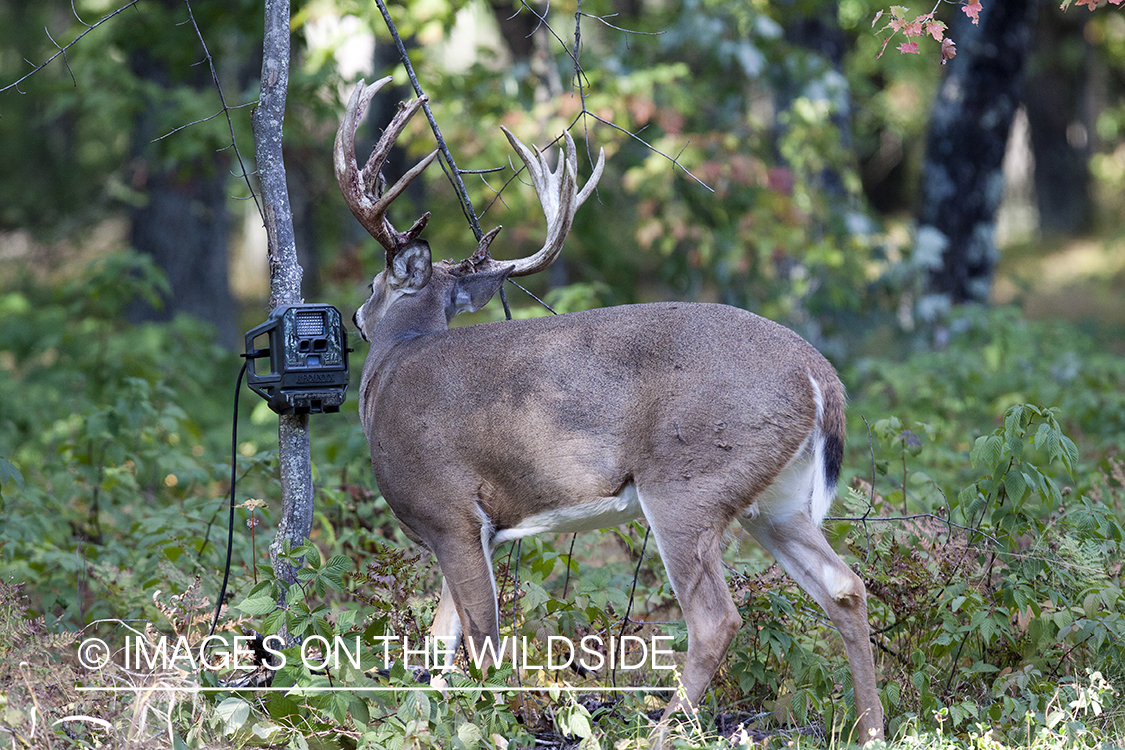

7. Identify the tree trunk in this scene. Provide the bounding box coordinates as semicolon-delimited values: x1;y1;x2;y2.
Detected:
254;0;313;595
127;28;236;347
128;170;235;345
915;0;1037;310
1023;5;1091;235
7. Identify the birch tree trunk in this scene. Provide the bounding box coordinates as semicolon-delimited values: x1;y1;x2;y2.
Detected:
252;0;313;594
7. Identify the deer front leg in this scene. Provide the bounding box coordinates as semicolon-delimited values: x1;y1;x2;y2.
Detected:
431;577;463;669
741;512;885;742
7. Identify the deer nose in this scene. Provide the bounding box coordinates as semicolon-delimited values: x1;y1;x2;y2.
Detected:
352;310;367;342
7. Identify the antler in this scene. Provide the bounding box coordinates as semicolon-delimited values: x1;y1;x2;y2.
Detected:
334;77;439;262
477;128;604;277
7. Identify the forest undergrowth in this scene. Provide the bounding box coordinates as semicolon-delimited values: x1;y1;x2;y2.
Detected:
0;252;1122;748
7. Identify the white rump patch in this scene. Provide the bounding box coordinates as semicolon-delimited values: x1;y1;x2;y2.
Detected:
744;373;836;526
751;445;819;522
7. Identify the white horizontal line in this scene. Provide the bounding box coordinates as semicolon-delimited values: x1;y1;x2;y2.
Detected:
77;685;670;694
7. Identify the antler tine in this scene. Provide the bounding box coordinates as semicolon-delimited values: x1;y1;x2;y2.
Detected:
334;78;439;257
498;127;605;278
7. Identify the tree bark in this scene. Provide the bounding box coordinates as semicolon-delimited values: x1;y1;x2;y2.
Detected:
915;0;1037;310
126;8;237;347
1023;5;1091;235
253;0;313;592
128;169;235;345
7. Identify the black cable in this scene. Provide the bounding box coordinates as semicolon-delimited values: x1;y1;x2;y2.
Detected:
210;358;250;637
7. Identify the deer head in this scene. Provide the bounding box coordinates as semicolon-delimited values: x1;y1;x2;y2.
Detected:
335;78;604;357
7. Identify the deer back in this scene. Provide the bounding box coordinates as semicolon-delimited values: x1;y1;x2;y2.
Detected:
360;300;843;541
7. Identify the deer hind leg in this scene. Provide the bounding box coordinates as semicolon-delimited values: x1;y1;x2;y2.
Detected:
638;493;742;719
740;511;885;742
429;520;503;675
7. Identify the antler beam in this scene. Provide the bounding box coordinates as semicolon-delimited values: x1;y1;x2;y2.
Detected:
478;128;604;277
334;77;439;260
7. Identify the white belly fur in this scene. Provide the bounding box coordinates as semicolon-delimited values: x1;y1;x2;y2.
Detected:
490;440;825;550
492;482;643;546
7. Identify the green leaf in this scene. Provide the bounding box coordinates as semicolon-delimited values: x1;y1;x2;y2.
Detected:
521;581;550;612
971;435;1004;473
1003;470;1028;504
885;679;902;708
457;722;484;749
0;457;23;489
1034;422;1052;451
324;554;351;576
557;704;594;739
236;595;277;616
215;697;251;735
1003;405;1024;439
267;693;300;722
262;608;287;636
250;722;283;739
1060;435;1079;476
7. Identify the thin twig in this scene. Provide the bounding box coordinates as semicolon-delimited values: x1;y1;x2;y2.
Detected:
507;279;557;314
43;26;77;87
181;0;263;222
826;512;1002;547
459;166;507;175
561;534;577;599
70;0;94;29
586;111;714;192
572;0;586;109
0;0;141;97
612;526;650;690
150;100;257;142
374;0;485;242
519;1;590;92
579;12;665;36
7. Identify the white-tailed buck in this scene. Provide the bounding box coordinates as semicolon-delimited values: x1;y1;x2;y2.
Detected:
338;77;884;741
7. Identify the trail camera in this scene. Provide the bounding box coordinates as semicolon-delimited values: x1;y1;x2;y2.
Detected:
245;304;350;415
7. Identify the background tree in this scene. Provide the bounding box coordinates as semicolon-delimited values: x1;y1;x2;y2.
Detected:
1023;5;1093;235
914;0;1037;311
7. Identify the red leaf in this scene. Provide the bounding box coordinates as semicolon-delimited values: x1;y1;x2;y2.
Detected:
962;0;982;23
898;41;920;54
926;20;947;40
941;37;957;63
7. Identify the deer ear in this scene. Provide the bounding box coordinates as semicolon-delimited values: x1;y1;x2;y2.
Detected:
387;240;432;291
447;266;513;321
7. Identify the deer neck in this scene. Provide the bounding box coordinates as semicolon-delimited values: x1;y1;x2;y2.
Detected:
359;283;452;428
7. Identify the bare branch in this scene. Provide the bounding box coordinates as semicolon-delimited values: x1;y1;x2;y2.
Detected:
181;0;263;221
0;0;141;97
70;0;93;29
374;0;487;243
517;1;590;92
150;100;258;142
458;166;507;175
579;12;666;36
516;1;712;194
42;27;77;88
585;111;714;192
